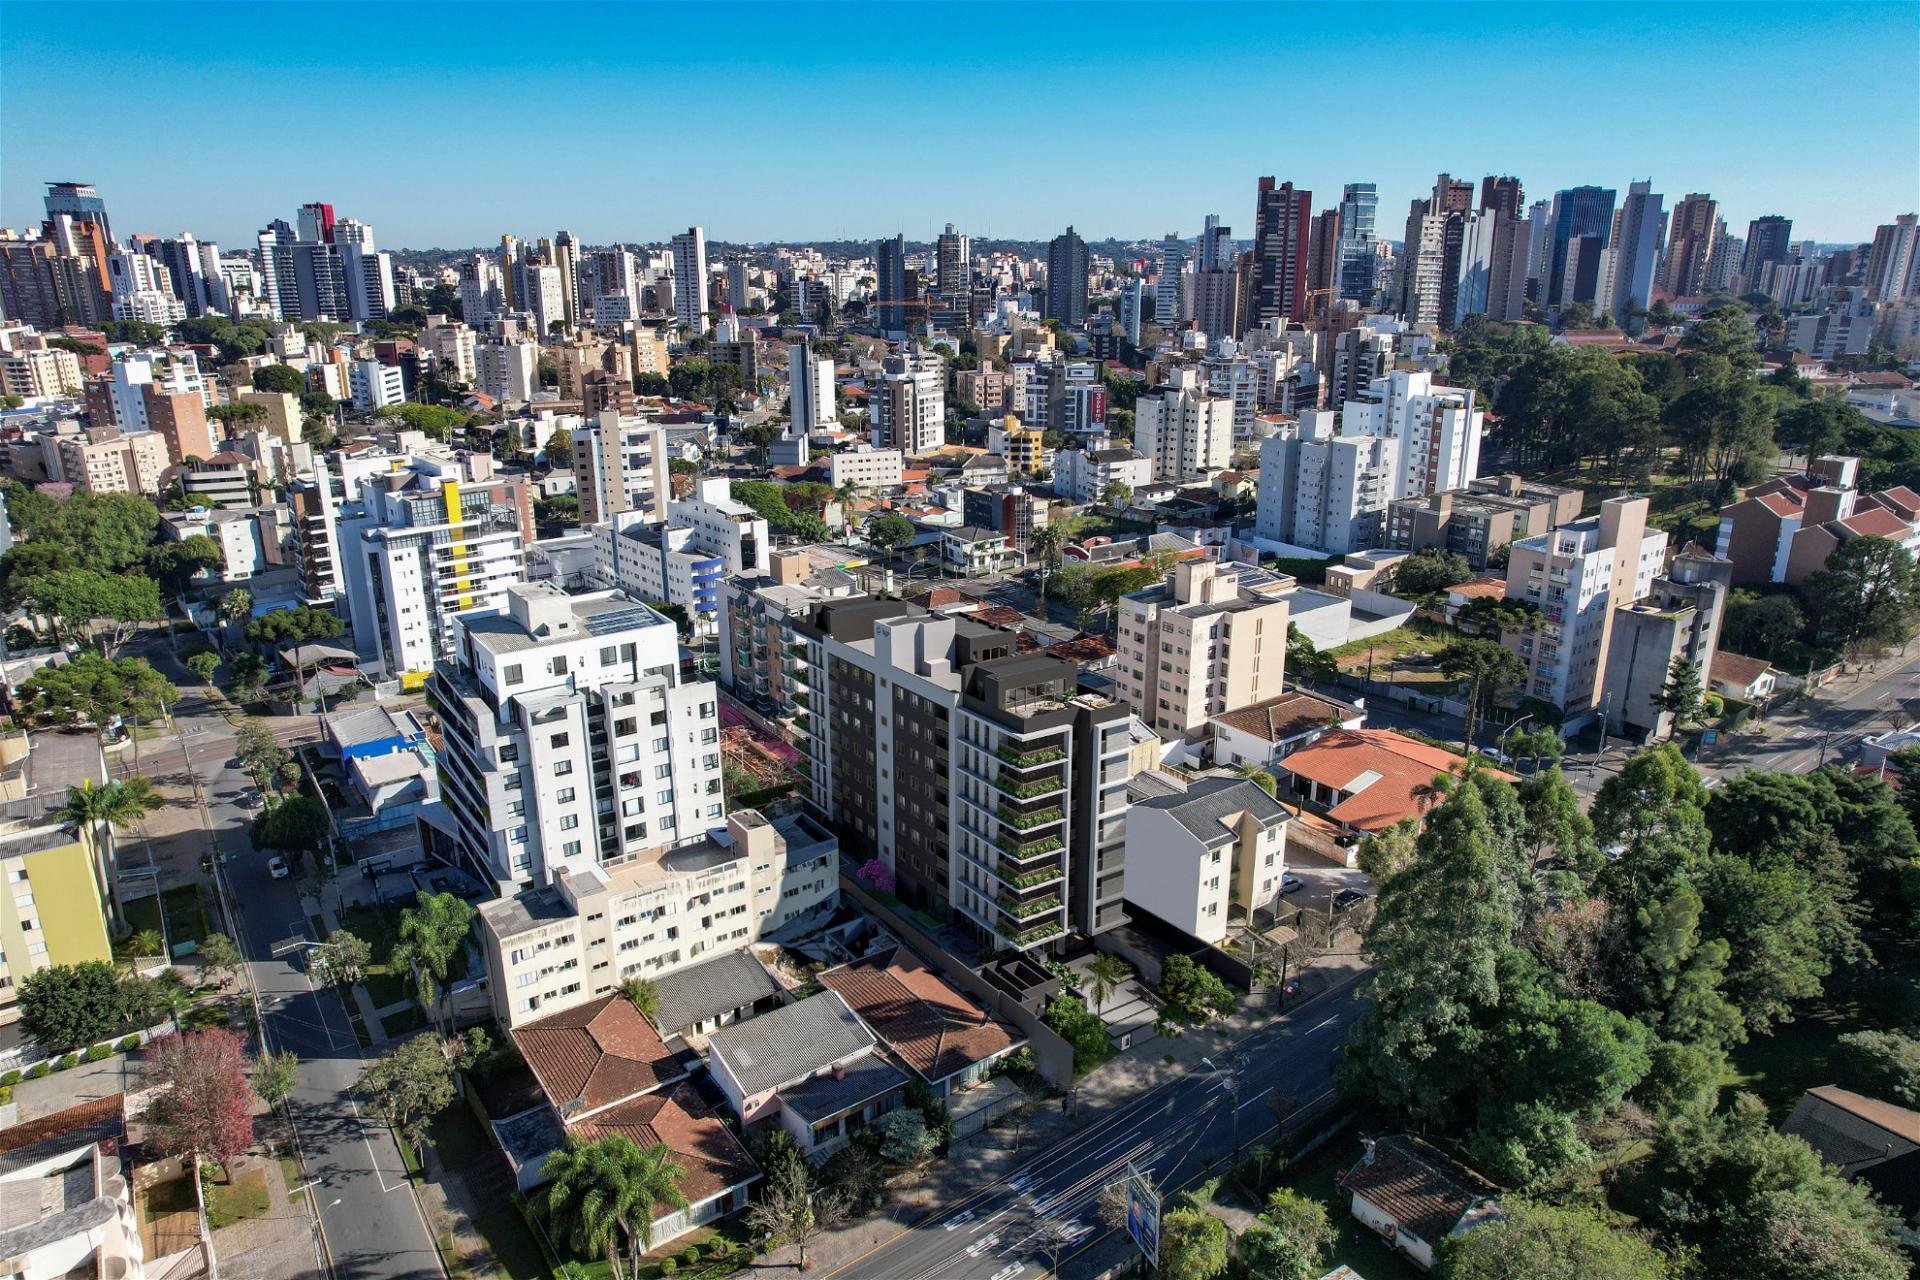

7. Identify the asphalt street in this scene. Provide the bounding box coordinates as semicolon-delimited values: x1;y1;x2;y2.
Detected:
824;974;1369;1280
127;632;444;1280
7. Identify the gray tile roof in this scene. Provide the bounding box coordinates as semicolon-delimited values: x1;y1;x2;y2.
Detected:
1135;775;1289;847
780;1054;908;1124
707;991;875;1097
651;951;782;1037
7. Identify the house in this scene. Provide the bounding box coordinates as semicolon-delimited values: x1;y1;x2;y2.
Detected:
1340;1135;1502;1271
502;993;760;1248
648;949;784;1044
1211;690;1368;772
1781;1085;1920;1220
0;1095;143;1280
1709;651;1778;703
1123;775;1292;942
1273;729;1516;856
705;990;907;1160
818;944;1025;1097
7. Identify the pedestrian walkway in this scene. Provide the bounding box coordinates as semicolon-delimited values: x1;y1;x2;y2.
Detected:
753;952;1369;1276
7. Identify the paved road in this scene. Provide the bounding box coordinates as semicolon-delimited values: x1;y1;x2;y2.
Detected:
129;632;444;1280
825;975;1368;1280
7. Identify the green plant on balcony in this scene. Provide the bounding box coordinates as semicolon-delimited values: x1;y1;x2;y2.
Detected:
996;745;1065;769
995;776;1063;800
998;806;1063;830
998;894;1061;919
996;833;1064;857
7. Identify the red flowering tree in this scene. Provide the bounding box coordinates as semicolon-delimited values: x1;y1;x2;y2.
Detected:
145;1029;256;1168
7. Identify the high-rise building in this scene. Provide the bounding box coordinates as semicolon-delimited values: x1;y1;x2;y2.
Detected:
573;408;669;526
790;598;1131;942
1135;371;1234;481
1251;178;1312;326
1545;185;1617;305
1864;214;1920;301
1662;194;1722;297
1340;369;1484;500
1479;175;1524;221
670;227;709;335
874;234;908;335
870;352;944;454
1156;232;1187;328
1740;215;1794;284
1046;226;1089;327
787;343;835;433
1596;180;1665;321
1115;560;1290;737
428;582;723;892
1336;184;1379;304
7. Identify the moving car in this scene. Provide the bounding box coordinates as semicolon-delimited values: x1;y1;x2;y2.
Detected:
267;855;290;879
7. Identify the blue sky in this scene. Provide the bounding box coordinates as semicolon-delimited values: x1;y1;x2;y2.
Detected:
4;2;1915;250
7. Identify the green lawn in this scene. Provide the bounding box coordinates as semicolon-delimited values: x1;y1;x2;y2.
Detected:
1279;1138;1426;1280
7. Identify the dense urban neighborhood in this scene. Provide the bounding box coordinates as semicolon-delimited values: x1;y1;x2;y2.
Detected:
3;13;1920;1280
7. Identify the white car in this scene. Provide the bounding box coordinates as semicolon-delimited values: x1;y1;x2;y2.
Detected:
267;855;290;879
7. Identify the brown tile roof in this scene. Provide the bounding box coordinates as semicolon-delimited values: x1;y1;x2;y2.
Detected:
1213;692;1358;744
1276;729;1515;833
513;994;684;1116
574;1083;759;1208
817;945;1022;1084
1340;1135;1499;1245
1711;651;1773;689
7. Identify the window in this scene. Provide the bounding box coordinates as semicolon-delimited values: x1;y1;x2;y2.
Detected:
550;732;570;750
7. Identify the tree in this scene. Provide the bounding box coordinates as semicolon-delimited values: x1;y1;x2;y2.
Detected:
1396;547;1474;597
543;426;574;467
1837;1030;1920;1108
617;975;660;1026
1655;656;1704;727
1802;536;1916;655
1043;995;1111;1073
360;1034;457;1154
185;651;220;685
18;961;128;1049
1158;1206;1229;1280
252;1048;300;1109
394;892;475;1026
1159;954;1236;1025
198;933;242;987
312;929;372;989
1435;1199;1672;1279
1084;953;1132;1012
246;606;345;700
251;364;306;395
545;1132;689;1279
24;569;161;654
146;1029;256;1169
1437;638;1527;751
864;511;915;555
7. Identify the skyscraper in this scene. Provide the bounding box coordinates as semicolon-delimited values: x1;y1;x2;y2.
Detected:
1156;232;1187;327
1479;175;1524;221
1596;180;1664;321
1545;186;1617;305
1336;183;1379;304
670;226;709;335
1046;226;1089;327
1251;178;1311;326
1740;215;1793;284
1662;193;1722;297
874;233;908;335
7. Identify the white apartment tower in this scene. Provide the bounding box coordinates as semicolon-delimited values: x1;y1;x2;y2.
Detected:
672;227;710;335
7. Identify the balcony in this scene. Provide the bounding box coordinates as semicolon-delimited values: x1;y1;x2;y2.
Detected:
997;805;1063;831
997;893;1062;920
996;744;1065;770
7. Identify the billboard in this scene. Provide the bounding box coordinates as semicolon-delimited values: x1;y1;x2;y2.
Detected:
1124;1162;1160;1268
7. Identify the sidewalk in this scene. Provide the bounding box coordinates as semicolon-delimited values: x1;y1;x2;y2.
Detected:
752;952;1369;1276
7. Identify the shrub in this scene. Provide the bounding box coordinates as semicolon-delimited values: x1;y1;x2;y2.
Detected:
87;1044;111;1061
0;1070;18;1086
118;1036;141;1052
57;1053;79;1071
25;1063;48;1079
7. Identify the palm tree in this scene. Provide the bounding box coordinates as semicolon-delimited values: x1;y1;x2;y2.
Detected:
618;976;660;1027
546;1134;688;1280
1084;953;1131;1013
57;778;163;926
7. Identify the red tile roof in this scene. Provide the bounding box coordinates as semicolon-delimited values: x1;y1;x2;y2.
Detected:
513;995;684;1115
817;946;1022;1084
574;1083;759;1207
1276;729;1514;832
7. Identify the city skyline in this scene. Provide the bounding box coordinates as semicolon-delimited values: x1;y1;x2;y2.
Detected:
3;1;1915;249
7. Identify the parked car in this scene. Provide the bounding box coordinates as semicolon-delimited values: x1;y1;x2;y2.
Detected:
1332;887;1372;912
267;855;290;879
1280;873;1306;895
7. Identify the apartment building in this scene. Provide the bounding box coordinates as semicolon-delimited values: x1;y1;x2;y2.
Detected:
337;456;531;678
1123;776;1290;945
1503;495;1666;720
54;427;169;495
1135;370;1235;482
1603;545;1733;742
1254;411;1398;554
428;583;724;892
789;599;1131;945
1386;474;1584;569
480;809;837;1028
1340;369;1483;500
573;408;670;526
1115;560;1290;738
870;352;945;455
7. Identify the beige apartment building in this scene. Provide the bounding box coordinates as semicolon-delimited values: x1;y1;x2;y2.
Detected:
1115;560;1290;738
